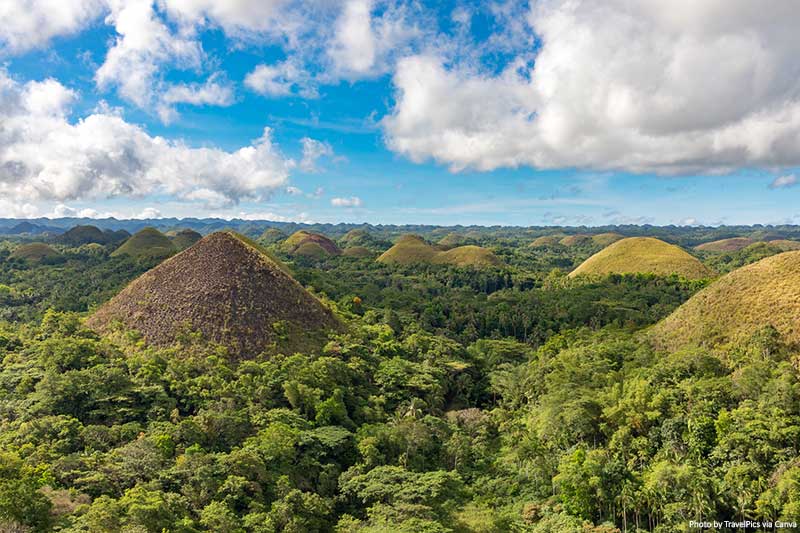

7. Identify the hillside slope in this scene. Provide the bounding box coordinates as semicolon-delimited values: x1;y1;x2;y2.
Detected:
651;250;800;349
112;228;176;259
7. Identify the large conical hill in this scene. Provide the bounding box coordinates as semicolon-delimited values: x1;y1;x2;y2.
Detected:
89;231;339;357
651;251;800;349
569;237;712;279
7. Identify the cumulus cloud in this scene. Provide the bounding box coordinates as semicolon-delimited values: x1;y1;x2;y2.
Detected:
299;138;334;172
244;60;316;98
769;174;798;189
0;70;292;209
331;196;362;207
158;73;235;121
0;0;105;52
384;0;800;174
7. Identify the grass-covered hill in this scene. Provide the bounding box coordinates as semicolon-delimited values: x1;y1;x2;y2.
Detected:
559;234;592;246
9;243;61;263
259;227;287;244
651;250;800;349
769;239;800;251
169;228;202;250
111;228;177;260
438;232;475;249
283;230;341;257
695;237;755;252
530;235;564;247
54;225;129;246
377;235;504;268
569;237;713;279
591;232;624;246
90;231;340;357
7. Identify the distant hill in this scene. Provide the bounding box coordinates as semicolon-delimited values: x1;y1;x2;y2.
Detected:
3;221;59;235
89;231;339;357
767;239;800;251
111;228;177;260
438;233;473;249
9;243;60;263
170;229;202;250
591;232;624;246
569;237;713;279
695;237;755;252
55;225;108;246
377;235;504;268
259;228;287;244
342;246;375;258
559;234;592;246
340;229;391;250
651;251;800;349
530;235;564;247
282;230;341;257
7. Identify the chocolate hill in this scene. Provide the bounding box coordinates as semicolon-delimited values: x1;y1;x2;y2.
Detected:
111;228;177;260
651;251;800;350
169;229;202;250
377;235;504;268
282;230;341;257
89;231;339;357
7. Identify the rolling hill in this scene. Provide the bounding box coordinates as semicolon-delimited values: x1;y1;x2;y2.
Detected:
591;232;624;246
559;234;592;246
111;228;177;260
569;237;713;279
9;243;60;263
530;235;564;247
55;225;108;246
768;239;800;251
651;251;800;349
89;231;339;357
170;229;202;250
695;237;755;252
377;235;503;267
283;230;341;256
259;227;287;244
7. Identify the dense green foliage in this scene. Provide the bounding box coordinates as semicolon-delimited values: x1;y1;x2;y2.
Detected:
1;225;799;532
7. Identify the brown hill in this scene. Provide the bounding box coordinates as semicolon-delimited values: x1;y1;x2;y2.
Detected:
651;251;800;349
282;230;341;256
695;237;755;252
89;231;339;358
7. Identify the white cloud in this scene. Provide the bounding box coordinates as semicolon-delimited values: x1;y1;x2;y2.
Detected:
134;206;162;218
234;210;314;223
285;186;303;196
331;196;362;207
329;0;376;75
384;1;800;174
0;0;105;52
0;70;293;209
158;73;235;121
49;204;120;218
769;174;798;189
244;60;316;98
96;0;203;111
299;138;334;172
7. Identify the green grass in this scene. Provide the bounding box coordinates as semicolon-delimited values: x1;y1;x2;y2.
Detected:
591;232;624;246
111;228;176;259
651;250;800;349
569;237;713;279
170;229;202;250
433;245;503;267
559;234;592;246
768;239;800;251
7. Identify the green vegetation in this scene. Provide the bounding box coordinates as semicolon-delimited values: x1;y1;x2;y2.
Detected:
342;246;374;258
111;228;177;260
570;237;713;279
260;227;288;244
559;234;592;246
9;243;61;263
1;223;800;532
530;235;564;247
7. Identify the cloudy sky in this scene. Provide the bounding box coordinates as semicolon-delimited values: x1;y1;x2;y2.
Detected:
1;0;799;225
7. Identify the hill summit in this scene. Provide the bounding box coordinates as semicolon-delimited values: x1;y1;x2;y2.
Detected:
112;228;177;259
89;231;339;357
569;237;712;279
282;230;341;257
651;251;800;349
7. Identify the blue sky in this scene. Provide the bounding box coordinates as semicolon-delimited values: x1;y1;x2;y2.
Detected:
1;1;799;226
